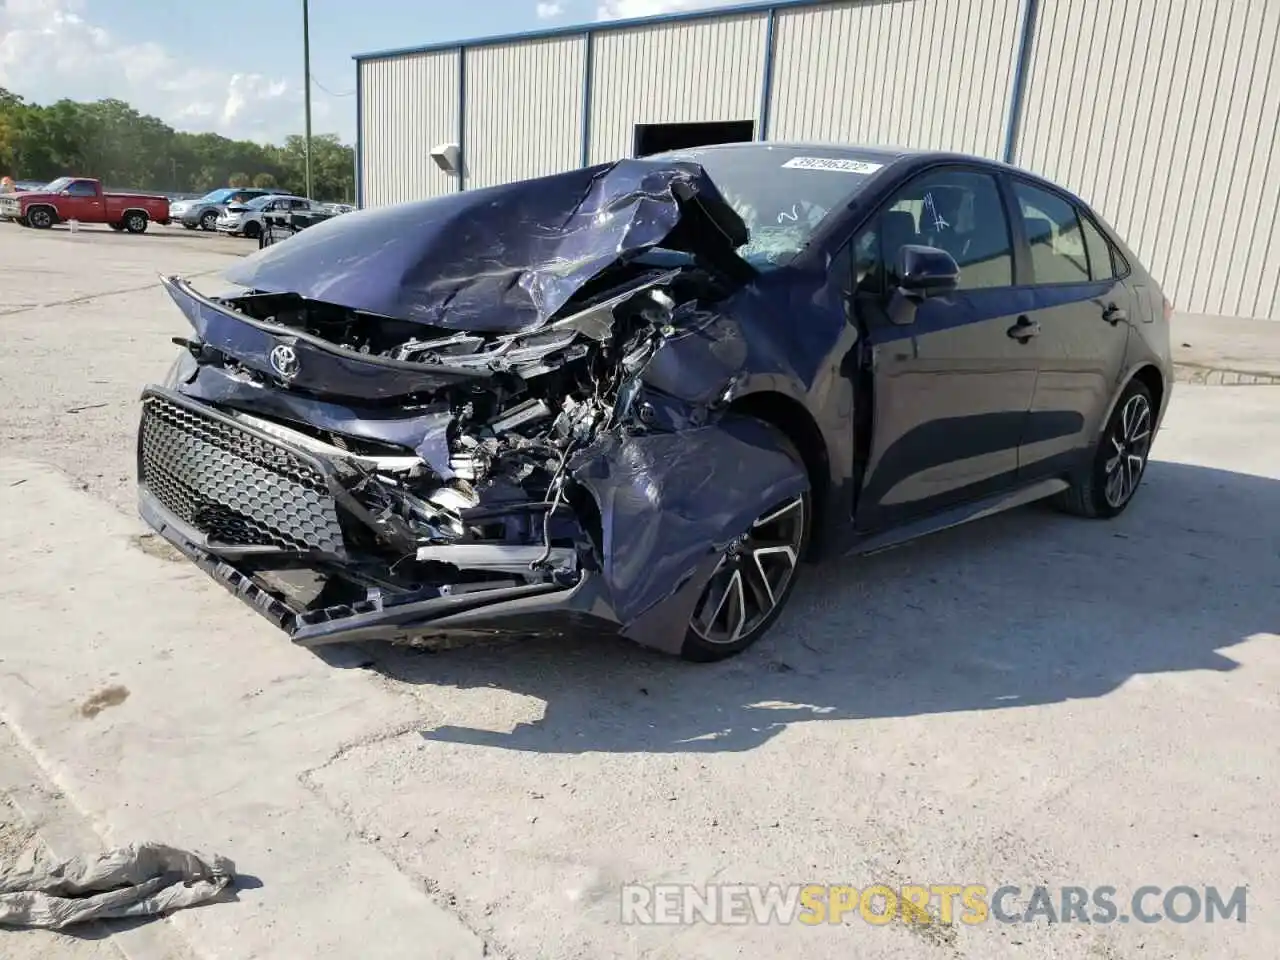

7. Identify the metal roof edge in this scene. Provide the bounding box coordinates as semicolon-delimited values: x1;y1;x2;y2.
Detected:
352;0;834;62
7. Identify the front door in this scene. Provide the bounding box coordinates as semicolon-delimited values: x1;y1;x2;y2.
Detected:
62;179;102;221
1005;179;1131;482
851;166;1038;532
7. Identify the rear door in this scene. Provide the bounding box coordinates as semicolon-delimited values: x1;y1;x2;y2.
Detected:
851;165;1038;532
1004;178;1131;482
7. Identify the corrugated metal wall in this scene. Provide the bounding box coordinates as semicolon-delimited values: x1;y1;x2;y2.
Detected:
768;0;1022;157
1015;0;1280;319
586;13;768;164
464;36;587;189
356;0;1280;319
359;50;460;206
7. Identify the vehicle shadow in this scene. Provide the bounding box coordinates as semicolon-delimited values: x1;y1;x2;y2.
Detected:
330;460;1278;755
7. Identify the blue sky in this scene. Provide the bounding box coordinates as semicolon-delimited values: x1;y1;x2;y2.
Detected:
0;0;736;144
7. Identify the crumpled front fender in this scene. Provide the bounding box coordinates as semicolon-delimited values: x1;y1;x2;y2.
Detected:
570;415;808;654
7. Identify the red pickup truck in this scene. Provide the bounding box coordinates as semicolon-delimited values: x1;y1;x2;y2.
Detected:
0;177;170;233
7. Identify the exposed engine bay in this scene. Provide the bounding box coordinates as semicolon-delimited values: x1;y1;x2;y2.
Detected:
150;260;750;635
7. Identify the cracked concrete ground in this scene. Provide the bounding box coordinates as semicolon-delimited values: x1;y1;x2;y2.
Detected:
0;223;1277;959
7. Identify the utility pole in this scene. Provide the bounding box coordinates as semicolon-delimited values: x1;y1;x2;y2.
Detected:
302;0;313;200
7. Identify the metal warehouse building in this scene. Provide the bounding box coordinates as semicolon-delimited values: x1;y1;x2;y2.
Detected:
354;0;1280;322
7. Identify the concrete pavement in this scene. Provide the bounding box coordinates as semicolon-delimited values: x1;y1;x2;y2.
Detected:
0;458;486;960
1;224;1279;960
1173;312;1280;383
2;385;1277;959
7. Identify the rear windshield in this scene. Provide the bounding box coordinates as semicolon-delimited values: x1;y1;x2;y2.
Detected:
650;145;888;269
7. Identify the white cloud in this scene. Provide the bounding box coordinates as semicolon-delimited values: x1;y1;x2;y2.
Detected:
596;0;732;19
0;0;335;143
535;1;564;17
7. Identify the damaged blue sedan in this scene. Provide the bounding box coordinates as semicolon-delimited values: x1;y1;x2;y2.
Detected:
136;143;1173;661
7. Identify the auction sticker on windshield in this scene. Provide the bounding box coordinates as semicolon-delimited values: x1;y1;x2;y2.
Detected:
782;156;884;174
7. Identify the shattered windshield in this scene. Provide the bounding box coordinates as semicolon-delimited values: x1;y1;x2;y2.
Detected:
43;177;72;193
652;146;887;270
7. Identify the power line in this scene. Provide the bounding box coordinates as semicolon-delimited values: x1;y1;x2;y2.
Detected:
310;76;356;98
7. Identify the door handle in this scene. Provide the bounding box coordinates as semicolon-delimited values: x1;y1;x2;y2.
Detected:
1007;315;1040;342
1103;303;1127;324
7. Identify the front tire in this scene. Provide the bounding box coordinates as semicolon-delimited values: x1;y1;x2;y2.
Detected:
243;220;262;239
199;210;217;231
182;222;197;230
1055;379;1155;519
681;445;811;662
27;207;54;229
108;221;124;232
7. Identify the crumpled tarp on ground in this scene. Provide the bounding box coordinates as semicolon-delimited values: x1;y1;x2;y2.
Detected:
0;842;234;930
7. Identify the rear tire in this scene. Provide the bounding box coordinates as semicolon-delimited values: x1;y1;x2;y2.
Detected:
680;427;811;663
1054;379;1155;519
123;212;148;234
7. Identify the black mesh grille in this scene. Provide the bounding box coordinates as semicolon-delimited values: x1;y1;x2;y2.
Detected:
139;394;346;556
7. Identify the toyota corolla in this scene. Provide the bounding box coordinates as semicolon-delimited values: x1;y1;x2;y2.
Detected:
136;143;1172;661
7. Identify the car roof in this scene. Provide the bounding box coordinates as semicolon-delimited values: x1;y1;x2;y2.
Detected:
662;141;912;164
662;141;1091;209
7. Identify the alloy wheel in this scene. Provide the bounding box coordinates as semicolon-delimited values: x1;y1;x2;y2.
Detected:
1103;393;1153;508
29;209;51;228
689;495;805;645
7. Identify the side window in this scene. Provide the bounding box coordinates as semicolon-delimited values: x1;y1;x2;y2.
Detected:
290;199;309;210
67;180;97;197
1013;181;1090;284
860;168;1014;292
1079;213;1116;281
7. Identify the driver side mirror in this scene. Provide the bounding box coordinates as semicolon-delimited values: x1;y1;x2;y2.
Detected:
896;245;960;300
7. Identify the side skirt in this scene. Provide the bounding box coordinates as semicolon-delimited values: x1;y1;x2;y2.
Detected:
846;477;1069;558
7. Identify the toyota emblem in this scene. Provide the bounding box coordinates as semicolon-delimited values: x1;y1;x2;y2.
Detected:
269;343;300;380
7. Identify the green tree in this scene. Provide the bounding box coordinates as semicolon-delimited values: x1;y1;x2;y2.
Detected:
0;85;352;199
252;172;277;188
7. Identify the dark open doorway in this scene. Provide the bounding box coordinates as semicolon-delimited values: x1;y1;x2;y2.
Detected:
633;120;756;157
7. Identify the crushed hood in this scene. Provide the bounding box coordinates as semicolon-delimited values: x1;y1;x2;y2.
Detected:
220;159;753;334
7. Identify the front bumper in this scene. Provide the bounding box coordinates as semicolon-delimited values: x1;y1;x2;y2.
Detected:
135;386;611;646
139;488;610;646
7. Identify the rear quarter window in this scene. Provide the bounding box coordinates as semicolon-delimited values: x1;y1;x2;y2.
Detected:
1080;213;1118;281
1012;181;1090;284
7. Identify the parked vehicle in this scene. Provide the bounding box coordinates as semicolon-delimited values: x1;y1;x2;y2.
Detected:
216;194;318;239
136;143;1172;660
171;187;285;232
1;177;169;232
